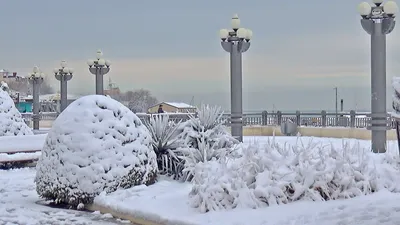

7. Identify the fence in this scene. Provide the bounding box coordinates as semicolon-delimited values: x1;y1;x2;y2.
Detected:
20;111;398;129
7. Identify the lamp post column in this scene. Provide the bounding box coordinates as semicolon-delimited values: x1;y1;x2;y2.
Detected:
54;60;73;112
219;14;252;142
28;66;44;130
358;0;398;153
87;50;111;95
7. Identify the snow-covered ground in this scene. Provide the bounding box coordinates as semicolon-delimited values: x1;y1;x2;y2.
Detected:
93;136;400;225
2;136;400;225
0;168;132;225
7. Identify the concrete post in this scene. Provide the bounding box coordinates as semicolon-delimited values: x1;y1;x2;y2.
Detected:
221;31;251;142
88;50;111;96
29;77;43;130
55;72;73;112
295;110;301;126
277;111;282;126
350;110;356;128
360;9;395;153
321;110;327;127
262;111;268;126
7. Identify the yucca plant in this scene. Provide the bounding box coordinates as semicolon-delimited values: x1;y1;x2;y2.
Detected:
182;104;238;150
144;114;186;179
179;128;234;181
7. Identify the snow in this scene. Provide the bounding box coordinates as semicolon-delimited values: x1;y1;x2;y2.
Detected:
164;102;195;109
0;134;46;153
0;89;33;136
35;95;158;208
0;152;41;163
93;136;400;225
0;168;130;225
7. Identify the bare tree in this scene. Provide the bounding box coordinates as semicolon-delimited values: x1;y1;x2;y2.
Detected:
120;89;158;113
5;76;54;95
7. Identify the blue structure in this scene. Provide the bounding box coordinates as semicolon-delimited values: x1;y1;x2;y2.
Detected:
16;102;32;113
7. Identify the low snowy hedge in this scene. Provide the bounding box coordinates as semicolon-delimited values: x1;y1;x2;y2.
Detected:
35;95;158;208
189;138;400;213
0;88;33;136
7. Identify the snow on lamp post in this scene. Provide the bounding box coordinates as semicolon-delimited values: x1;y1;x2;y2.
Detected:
87;50;111;95
219;14;252;142
53;60;73;112
358;0;398;153
28;66;44;130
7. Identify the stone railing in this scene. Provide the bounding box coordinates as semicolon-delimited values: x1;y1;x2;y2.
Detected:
20;111;397;129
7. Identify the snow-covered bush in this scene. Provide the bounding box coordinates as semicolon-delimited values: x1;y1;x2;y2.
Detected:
0;89;33;136
181;105;237;150
176;105;239;181
35;95;158;208
189;137;400;213
144;114;186;179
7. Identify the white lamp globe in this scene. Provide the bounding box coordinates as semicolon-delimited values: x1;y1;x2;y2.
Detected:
53;68;59;74
245;29;253;40
219;29;229;40
237;28;247;39
60;60;67;68
68;68;74;74
33;66;39;74
63;67;70;73
87;59;94;66
105;60;111;66
98;59;106;66
231;14;240;30
384;1;399;16
358;2;372;16
96;50;103;59
373;0;384;6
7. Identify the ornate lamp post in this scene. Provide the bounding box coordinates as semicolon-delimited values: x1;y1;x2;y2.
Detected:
53;60;73;112
219;14;252;142
28;66;44;130
87;50;111;95
357;0;398;153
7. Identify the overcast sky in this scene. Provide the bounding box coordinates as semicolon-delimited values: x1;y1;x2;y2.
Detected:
1;0;400;112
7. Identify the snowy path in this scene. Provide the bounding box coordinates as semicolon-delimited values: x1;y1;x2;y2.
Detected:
0;168;131;225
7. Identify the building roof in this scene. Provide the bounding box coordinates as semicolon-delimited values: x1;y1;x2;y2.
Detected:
162;102;195;109
21;93;80;101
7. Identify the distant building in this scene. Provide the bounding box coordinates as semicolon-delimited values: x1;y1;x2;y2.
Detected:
0;69;17;78
147;102;196;113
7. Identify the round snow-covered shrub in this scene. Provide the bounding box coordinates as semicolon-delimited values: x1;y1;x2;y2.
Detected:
0;89;33;136
35;95;157;208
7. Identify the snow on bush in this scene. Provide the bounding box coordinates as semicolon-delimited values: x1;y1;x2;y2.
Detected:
0;89;33;136
189;137;400;213
35;95;158;208
177;104;239;181
181;105;237;150
144;114;186;179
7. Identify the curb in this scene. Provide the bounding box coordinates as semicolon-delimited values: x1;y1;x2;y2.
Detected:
85;204;163;225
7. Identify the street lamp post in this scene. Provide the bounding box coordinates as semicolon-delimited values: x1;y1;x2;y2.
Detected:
28;66;44;130
53;60;73;112
87;50;111;95
358;0;398;153
219;14;252;142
